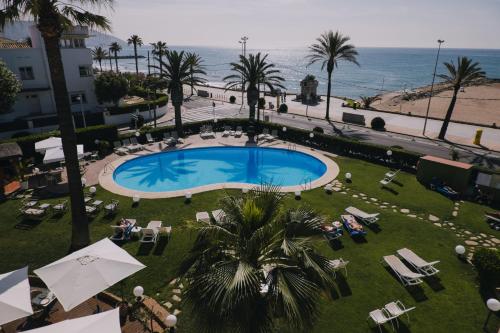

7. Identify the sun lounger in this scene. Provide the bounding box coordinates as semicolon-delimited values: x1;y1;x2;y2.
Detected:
163;132;173;143
146;133;155;144
91;200;103;210
85;205;97;215
110;218;136;241
266;129;278;141
160;226;172;239
341;214;366;237
235;126;243;138
258;128;270;140
485;212;500;223
397;248;440;276
22;199;38;208
383;255;424;286
367;308;397;333
212;209;226;223
345;206;379;225
385;169;400;179
196;211;210;223
171;131;184;144
38;203;51;211
384;300;415;323
222;126;231;137
329;258;349;276
113;141;128;155
20;207;46;219
52;200;67;215
380;177;393;186
140;220;162;243
123;138;140;152
104;199;119;216
130;137;144;150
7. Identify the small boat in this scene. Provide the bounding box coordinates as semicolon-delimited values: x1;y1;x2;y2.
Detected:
341;214;367;237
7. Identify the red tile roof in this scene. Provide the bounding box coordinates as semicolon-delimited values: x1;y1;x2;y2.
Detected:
421;155;473;170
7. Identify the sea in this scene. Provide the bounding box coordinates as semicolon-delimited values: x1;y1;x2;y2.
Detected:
99;46;500;99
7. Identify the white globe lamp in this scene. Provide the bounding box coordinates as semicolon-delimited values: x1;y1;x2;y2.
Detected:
89;186;96;194
133;194;140;204
345;173;352;180
282;126;287;132
387;150;393;157
309;132;314;139
166;314;177;327
455;245;465;255
133;286;144;301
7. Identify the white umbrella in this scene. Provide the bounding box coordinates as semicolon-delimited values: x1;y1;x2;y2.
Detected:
0;266;34;326
35;137;62;153
43;145;84;164
34;238;145;311
23;308;120;333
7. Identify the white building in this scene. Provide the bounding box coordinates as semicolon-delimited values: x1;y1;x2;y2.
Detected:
0;23;99;138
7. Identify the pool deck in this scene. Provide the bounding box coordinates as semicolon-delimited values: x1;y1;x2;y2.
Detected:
97;134;340;199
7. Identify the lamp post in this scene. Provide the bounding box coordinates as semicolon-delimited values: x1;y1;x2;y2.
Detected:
76;94;87;128
239;36;248;110
423;39;445;136
484;298;500;329
455;245;466;260
133;286;144;302
387;149;393;164
165;314;177;333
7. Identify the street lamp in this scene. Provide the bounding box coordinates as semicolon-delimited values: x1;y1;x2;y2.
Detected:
423;39;445;136
455;245;466;260
345;172;352;182
484;298;500;329
76;94;87;128
239;36;249;111
165;314;178;333
309;132;314;139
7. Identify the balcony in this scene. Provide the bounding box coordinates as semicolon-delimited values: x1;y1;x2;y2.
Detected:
62;26;89;37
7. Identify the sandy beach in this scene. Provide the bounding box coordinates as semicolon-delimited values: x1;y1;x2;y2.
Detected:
373;81;500;127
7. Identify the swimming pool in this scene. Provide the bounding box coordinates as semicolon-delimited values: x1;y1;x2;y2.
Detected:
112;146;328;193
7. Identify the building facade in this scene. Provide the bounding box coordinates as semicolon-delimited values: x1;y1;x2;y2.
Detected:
0;23;99;138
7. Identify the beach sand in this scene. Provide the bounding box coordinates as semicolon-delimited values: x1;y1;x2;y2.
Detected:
374;82;500;126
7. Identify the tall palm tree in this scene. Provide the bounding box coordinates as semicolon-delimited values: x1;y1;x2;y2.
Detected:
307;30;359;120
92;46;107;72
108;46;113;71
360;95;381;109
224;53;284;141
0;0;114;250
437;57;485;140
109;42;122;73
150;41;167;73
179;185;337;333
185;52;206;96
151;50;205;136
127;34;143;75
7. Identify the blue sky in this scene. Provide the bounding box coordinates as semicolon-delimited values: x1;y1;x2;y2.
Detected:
108;0;500;49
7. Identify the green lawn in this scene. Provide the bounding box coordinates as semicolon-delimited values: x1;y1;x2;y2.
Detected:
0;156;498;333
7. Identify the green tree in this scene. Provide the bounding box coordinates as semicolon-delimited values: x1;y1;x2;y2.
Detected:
150;41;167;74
437;57;485;140
0;0;113;250
185;52;207;96
0;60;21;112
307;30;359;120
127;34;143;75
109;41;122;73
144;75;168;128
94;72;129;106
224;53;284;141
180;186;337;333
360;95;381;109
151;50;205;136
92;46;108;72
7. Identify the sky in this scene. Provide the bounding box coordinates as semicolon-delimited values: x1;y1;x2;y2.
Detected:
105;0;500;49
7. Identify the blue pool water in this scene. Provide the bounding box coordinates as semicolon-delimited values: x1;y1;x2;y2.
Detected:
113;147;327;192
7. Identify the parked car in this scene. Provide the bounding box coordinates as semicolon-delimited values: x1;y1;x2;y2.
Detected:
429;177;459;200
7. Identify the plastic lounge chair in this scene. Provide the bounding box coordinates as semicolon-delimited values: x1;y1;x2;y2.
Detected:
91;200;103;210
123;138;139;152
85;205;97;215
52;200;67;215
258;128;270;140
368;308;397;333
385;169;400;179
397;248;440;276
130;137;144;150
206;126;215;138
341;214;366;237
160;226;172;239
269;129;278;140
222;126;231;137
146;133;155;144
163;132;173;143
140;220;162;243
104;199;119;216
380;177;393;186
21;208;45;220
345;206;379;225
38;203;51;212
329;258;349;277
212;209;226;223
235;126;243;138
171;131;184;144
383;255;424;286
113;141;128;155
196;211;210;223
384;300;415;323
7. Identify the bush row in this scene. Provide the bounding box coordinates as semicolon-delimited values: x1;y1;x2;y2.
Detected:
107;94;169;115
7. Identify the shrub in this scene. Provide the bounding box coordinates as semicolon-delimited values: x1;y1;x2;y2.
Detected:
0;60;21;113
94;72;129;106
130;114;145;129
278;103;288;113
313;127;324;133
258;97;266;109
229;96;236;104
371;117;386;131
472;248;500;291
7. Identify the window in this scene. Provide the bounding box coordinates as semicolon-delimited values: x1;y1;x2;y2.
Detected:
70;93;87;105
74;39;85;48
19;67;34;80
79;66;92;77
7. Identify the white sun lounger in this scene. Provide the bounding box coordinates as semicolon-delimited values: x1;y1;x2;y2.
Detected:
104;199;119;215
113;141;128;155
329;258;349;277
140;220;162;243
385;169;400;179
222;126;231;137
397;248;440;276
130;137;144;150
368;308;397;333
258;128;270;140
345;206;379;224
384;300;416;323
235;126;243;137
146;133;155;144
171;131;184;144
383;255;424;286
212;209;226;223
267;129;278;141
52;200;67;214
196;211;210;223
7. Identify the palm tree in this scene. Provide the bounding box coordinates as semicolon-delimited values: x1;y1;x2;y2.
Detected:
108;46;113;71
437;57;485;140
179;185;337;333
360;95;381;109
127;34;143;75
151;50;205;136
307;31;359;120
150;41;167;73
0;0;113;250
224;53;285;141
109;42;122;73
185;52;206;96
92;46;108;73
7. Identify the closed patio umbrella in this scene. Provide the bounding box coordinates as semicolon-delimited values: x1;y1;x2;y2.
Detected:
35;137;62;153
23;308;120;333
0;266;33;326
43;145;84;164
34;238;146;311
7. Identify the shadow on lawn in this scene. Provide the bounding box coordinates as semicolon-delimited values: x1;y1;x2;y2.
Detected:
383;267;428;302
424;276;445;292
367;223;382;234
137;242;154;256
153;237;169;256
15;219;42;230
381;186;399;195
335;273;352;297
328;239;344;251
369;321;412;333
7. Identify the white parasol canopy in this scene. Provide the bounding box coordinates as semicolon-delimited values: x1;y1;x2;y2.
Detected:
43;145;84;164
23;308;121;333
35;137;62;153
0;266;34;326
34;238;145;311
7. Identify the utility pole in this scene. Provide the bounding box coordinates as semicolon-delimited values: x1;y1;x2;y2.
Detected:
423;39;445;136
147;51;151;76
239;36;248;111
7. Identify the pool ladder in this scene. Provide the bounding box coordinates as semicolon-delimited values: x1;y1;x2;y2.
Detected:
287;143;297;151
103;162;115;175
301;177;312;191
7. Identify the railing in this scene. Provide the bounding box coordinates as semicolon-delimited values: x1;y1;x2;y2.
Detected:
287;143;297;151
301;177;312;191
103;162;115;175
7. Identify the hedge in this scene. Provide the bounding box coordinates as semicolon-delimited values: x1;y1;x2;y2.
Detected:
107;94;168;115
472;248;500;294
0;124;118;158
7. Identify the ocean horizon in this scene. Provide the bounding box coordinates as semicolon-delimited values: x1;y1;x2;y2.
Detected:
98;46;500;99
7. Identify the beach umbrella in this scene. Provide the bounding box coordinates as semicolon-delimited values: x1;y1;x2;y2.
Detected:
35;137;62;153
34;238;146;311
0;266;34;326
23;308;120;333
43;145;84;164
